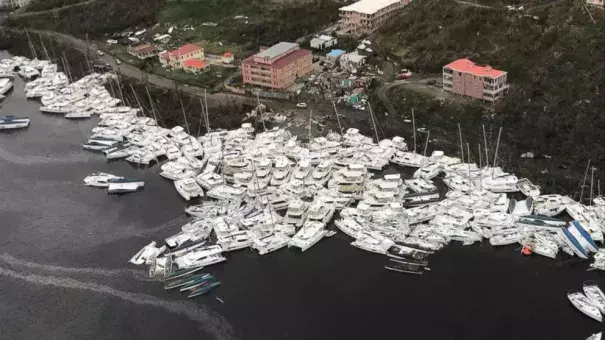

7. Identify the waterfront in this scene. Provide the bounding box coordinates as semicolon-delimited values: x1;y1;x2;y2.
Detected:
0;53;604;340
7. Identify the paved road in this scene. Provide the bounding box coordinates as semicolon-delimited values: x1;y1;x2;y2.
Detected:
10;0;99;17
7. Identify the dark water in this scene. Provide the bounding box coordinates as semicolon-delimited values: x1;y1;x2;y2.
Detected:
1;51;604;340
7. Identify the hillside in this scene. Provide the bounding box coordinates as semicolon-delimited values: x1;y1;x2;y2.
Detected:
372;0;605;192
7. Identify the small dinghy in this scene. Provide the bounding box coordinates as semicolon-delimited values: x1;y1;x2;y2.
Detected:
567;290;602;322
583;281;605;314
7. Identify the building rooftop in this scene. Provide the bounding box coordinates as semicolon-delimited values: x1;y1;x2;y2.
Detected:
183;59;206;69
242;48;310;70
255;42;298;60
327;49;346;57
339;0;402;15
318;35;335;41
133;43;157;54
445;58;506;78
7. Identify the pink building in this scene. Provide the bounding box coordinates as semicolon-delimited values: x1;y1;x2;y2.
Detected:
339;0;412;35
241;42;312;90
443;58;508;102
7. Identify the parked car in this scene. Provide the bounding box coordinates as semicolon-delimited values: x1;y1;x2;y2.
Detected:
96;50;105;56
296;102;307;108
115;58;122;65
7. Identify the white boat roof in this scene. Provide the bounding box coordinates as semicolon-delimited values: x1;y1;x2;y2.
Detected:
384;174;401;180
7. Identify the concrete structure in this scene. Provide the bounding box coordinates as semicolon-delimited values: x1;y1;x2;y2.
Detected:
241;42;312;90
340;52;366;71
339;0;412;35
153;34;171;45
310;35;338;50
587;0;604;7
183;59;207;73
0;0;31;8
442;58;508;102
222;52;234;64
159;44;205;69
127;44;158;60
326;49;346;64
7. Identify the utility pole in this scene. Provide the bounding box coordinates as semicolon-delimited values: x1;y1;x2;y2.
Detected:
332;101;343;135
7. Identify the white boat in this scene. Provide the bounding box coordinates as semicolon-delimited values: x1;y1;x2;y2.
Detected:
306;202;336;225
0;78;13;95
310;160;333;186
489;233;522;246
271;156;292;186
129;241;166;265
83;172;123;187
195;172;224;190
288;221;328;252
292;158;312;181
583;281;605;314
391;151;427;168
482;173;519;192
65;111;92;119
107;178;145;194
351;231;395;254
586;333;602;340
517;178;540;197
174;178;204;200
567;290;603;322
217;231;252;252
284;200;308;227
405;178;437;193
0;115;30;130
334;217;368;239
413;162;443;180
252;233;291;255
207;184;246;200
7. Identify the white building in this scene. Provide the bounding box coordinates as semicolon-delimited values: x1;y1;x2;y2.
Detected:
586;0;603;7
0;0;32;8
310;35;338;50
340;52;366;71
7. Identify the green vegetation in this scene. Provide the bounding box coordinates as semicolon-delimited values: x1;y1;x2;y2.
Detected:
153;0;340;55
24;0;87;12
4;0;163;37
373;0;605;191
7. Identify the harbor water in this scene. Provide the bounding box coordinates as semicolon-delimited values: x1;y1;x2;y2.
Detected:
0;51;603;340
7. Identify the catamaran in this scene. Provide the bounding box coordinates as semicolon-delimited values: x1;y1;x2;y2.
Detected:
288;221;328;252
174;178;204;201
0;78;13;96
567;290;603;322
582;281;605;315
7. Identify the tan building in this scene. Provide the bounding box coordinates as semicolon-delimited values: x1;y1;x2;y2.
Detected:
159;44;205;69
442;58;508;102
339;0;412;35
241;42;312;90
127;44;158;60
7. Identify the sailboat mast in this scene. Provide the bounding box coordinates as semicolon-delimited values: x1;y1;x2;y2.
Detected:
482;125;489;167
197;98;205;137
179;98;191;135
204;89;210;133
492;127;502;178
129;84;146;118
458;123;464;164
590;167;595;206
38;33;50;60
579;159;591;203
368;102;379;143
412;108;416;153
332;101;343;135
308;109;313;143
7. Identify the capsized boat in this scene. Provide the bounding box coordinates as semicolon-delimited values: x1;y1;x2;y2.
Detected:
188;281;221;298
583;281;605;315
164;273;211;290
567;290;602;322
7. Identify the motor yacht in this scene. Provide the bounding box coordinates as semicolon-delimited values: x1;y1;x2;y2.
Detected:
517;178;541;197
391;151;427;168
107;178;145;194
334;217;368;239
351;231;395;254
129;241;166;265
206;184;246;200
413;162;443;180
125;150;157;166
284;200;308;227
288;221;328;252
271;156;292;186
405;178;437;193
402;191;440;207
306;202;336;225
217;231;253;252
174;178;204;200
482;173;519;192
83;172;124;187
195;172;224;190
310;160;334;186
292;158;312;182
252;233;291;255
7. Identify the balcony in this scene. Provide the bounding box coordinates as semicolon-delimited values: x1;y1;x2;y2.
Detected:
443;77;453;85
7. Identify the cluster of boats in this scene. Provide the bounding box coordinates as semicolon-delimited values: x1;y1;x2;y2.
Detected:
6;53;605;284
567;281;604;325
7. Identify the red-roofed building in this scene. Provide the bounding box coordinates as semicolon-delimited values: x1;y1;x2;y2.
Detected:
222;52;234;64
241;42;312;90
159;43;205;69
443;58;508;102
127;43;158;59
183;59;207;73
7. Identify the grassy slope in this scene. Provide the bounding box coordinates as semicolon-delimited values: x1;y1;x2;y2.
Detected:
373;0;605;188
